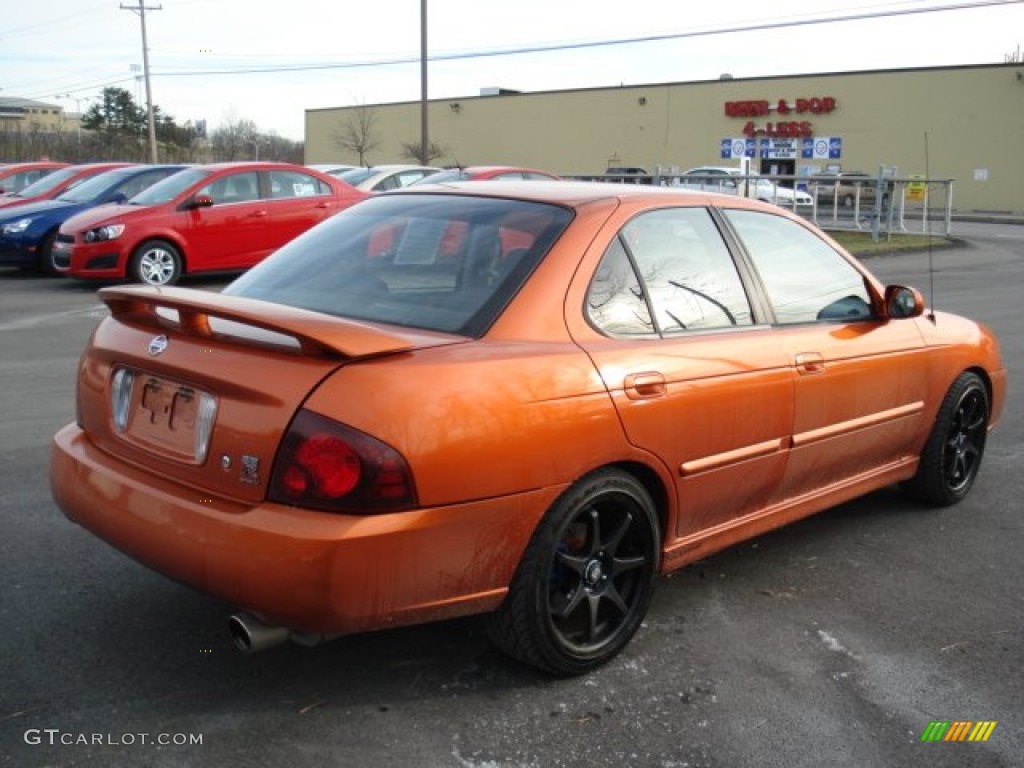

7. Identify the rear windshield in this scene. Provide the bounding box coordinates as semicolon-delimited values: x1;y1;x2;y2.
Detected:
224;193;573;337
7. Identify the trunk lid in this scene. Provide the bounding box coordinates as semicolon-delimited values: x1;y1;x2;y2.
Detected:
77;286;466;503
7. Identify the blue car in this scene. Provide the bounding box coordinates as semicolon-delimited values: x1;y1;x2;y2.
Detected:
0;164;187;274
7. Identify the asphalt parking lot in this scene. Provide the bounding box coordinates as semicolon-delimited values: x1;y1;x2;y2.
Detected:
1;227;1021;768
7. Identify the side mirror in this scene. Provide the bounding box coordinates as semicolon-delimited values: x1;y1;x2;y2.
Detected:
885;285;925;319
107;192;128;204
188;194;214;209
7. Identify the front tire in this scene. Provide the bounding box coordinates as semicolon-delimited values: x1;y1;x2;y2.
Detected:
36;230;59;275
486;469;660;675
901;372;989;506
131;240;182;286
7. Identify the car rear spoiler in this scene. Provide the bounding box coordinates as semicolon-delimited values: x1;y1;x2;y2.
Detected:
98;285;464;359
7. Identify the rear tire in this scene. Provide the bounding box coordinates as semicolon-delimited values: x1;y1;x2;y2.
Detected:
901;372;989;506
131;240;182;286
486;469;660;675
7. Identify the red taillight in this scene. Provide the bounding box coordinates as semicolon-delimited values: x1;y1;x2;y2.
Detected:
269;410;416;514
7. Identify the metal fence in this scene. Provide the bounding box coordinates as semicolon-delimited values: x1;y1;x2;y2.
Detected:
562;171;956;238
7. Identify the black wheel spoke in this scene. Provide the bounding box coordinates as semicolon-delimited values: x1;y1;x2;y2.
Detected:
611;553;647;574
584;507;602;556
555;550;588;576
554;581;587;620
599;582;629;617
603;511;633;555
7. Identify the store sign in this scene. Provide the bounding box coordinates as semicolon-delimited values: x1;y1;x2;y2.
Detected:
802;137;843;159
724;96;837;141
724;97;837;117
720;136;842;160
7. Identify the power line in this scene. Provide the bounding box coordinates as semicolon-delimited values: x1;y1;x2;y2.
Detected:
12;0;1021;106
142;0;1022;78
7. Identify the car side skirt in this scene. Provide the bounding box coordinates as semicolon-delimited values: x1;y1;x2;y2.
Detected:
661;456;919;571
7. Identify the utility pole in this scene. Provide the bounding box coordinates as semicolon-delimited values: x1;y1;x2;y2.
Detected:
121;0;162;163
419;0;428;164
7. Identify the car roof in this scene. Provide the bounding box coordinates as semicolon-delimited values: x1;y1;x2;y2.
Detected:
391;179;783;209
0;161;69;174
465;165;555;174
196;161;321;172
683;166;744;174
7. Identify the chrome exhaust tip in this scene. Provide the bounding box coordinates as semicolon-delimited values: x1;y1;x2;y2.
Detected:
228;612;290;654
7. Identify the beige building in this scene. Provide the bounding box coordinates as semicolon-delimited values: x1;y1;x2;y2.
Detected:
0;97;77;134
306;63;1023;214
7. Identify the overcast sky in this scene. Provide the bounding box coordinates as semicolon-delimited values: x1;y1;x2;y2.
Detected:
3;0;1022;141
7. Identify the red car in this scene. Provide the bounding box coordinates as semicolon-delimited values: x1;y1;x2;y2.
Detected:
0;163;132;210
410;165;562;185
54;162;367;285
0;161;69;195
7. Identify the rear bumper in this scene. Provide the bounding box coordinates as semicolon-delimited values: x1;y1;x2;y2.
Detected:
51;423;557;635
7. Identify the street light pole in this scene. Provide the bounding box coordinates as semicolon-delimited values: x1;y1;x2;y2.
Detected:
58;94;87;143
121;0;162;163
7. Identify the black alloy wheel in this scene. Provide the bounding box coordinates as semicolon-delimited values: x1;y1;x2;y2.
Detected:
902;372;989;506
487;469;660;675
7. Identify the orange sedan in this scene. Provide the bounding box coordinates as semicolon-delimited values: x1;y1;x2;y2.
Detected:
50;183;1006;675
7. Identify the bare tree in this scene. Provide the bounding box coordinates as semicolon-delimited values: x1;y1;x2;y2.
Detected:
333;104;381;166
401;140;446;166
211;116;259;161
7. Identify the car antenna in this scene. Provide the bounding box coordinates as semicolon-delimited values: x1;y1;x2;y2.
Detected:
924;131;937;324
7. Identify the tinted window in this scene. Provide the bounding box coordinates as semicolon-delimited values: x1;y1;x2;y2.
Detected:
225;195;573;336
198;172;260;204
115;169;179;200
724;209;874;324
587;208;753;337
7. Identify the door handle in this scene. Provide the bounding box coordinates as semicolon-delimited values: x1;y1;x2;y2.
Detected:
246;210;269;218
624;372;666;400
795;352;825;374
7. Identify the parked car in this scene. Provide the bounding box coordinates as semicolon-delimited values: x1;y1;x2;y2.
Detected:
51;182;1005;675
53;162;367;285
604;166;651;184
812;171;890;208
335;164;441;192
306;163;359;177
0;161;69;195
0;165;184;273
676;166;813;208
0;163;132;211
674;166;743;194
410;165;562;184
